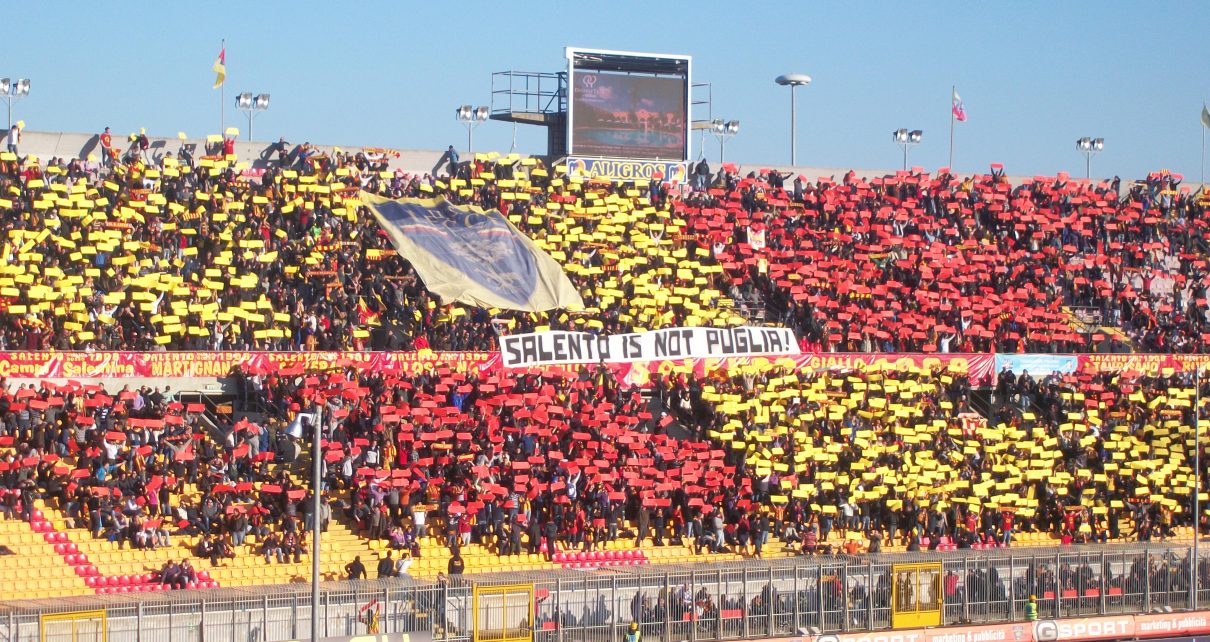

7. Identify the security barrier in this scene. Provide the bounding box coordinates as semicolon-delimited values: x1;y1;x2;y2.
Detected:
39;611;106;642
890;563;941;629
2;544;1209;642
471;584;532;642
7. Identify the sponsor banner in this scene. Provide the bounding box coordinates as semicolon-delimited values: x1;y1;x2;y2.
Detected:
0;351;498;379
749;612;1210;642
565;157;687;183
1033;612;1210;642
808;622;1031;642
500;327;800;368
18;350;1210;383
995;354;1080;376
606;352;997;388
278;636;430;642
1078;353;1210;376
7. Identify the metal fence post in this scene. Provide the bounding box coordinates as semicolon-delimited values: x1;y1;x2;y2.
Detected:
556;578;563;642
1144;550;1152;613
768;566;775;637
1055;551;1062;619
290;595;298;640
611;575;619;642
793;566;801;634
440;581;448;642
323;591;330;638
262;596;269;642
690;569;698;642
201;599;207;642
841;565;849;632
1098;551;1107;615
137;601;144;642
817;562;824;632
663;572;671;642
735;570;745;638
962;557;970;623
1008;557;1016;622
716;570;723;641
382;588;390;634
867;561;874;630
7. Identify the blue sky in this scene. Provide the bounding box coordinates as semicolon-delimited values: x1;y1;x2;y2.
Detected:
7;1;1209;180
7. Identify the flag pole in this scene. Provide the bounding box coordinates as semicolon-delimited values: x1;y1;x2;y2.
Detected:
220;39;225;135
948;85;955;169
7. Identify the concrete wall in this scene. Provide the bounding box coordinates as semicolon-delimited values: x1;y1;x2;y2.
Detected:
5;377;232;396
14;129;1073;185
15;130;447;176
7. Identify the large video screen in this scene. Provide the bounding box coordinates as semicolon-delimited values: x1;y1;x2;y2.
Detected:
570;72;687;161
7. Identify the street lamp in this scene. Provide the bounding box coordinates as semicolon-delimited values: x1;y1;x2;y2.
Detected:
774;73;811;166
893;128;923;171
235;92;270;142
710;118;740;163
1075;136;1104;180
1194;366;1203;610
456;104;489;153
0;78;31;131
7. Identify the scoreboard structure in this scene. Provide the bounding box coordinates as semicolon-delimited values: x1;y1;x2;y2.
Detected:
491;47;695;182
565;48;691;163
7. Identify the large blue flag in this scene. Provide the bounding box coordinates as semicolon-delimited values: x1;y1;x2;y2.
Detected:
360;193;584;312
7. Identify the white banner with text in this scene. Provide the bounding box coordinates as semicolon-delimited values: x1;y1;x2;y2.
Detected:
500;326;799;368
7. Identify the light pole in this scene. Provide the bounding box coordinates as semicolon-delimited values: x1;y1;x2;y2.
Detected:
893;129;923;171
775;74;811;166
1194;366;1202;610
0;78;31;131
1075;137;1103;180
456;105;488;153
710;118;740;163
235;93;270;142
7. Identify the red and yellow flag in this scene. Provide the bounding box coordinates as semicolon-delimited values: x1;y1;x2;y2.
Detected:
212;45;226;89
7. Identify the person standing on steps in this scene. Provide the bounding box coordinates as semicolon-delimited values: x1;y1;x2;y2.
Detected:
345;555;366;580
377;551;395;578
448;548;465;575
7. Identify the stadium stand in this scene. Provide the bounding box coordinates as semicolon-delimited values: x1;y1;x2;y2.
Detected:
680;166;1202;353
0;136;1207;601
1;141;1202;355
0;146;736;353
0;356;1203;599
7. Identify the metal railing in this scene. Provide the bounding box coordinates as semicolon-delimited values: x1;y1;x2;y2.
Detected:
0;580;471;642
1;544;1205;642
490;72;567;116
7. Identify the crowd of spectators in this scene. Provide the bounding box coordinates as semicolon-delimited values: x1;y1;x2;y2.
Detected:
1;132;1210;581
0;351;1205;576
681;166;1206;353
0;137;739;354
231;355;1205;561
0;378;333;570
0;131;1205;355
